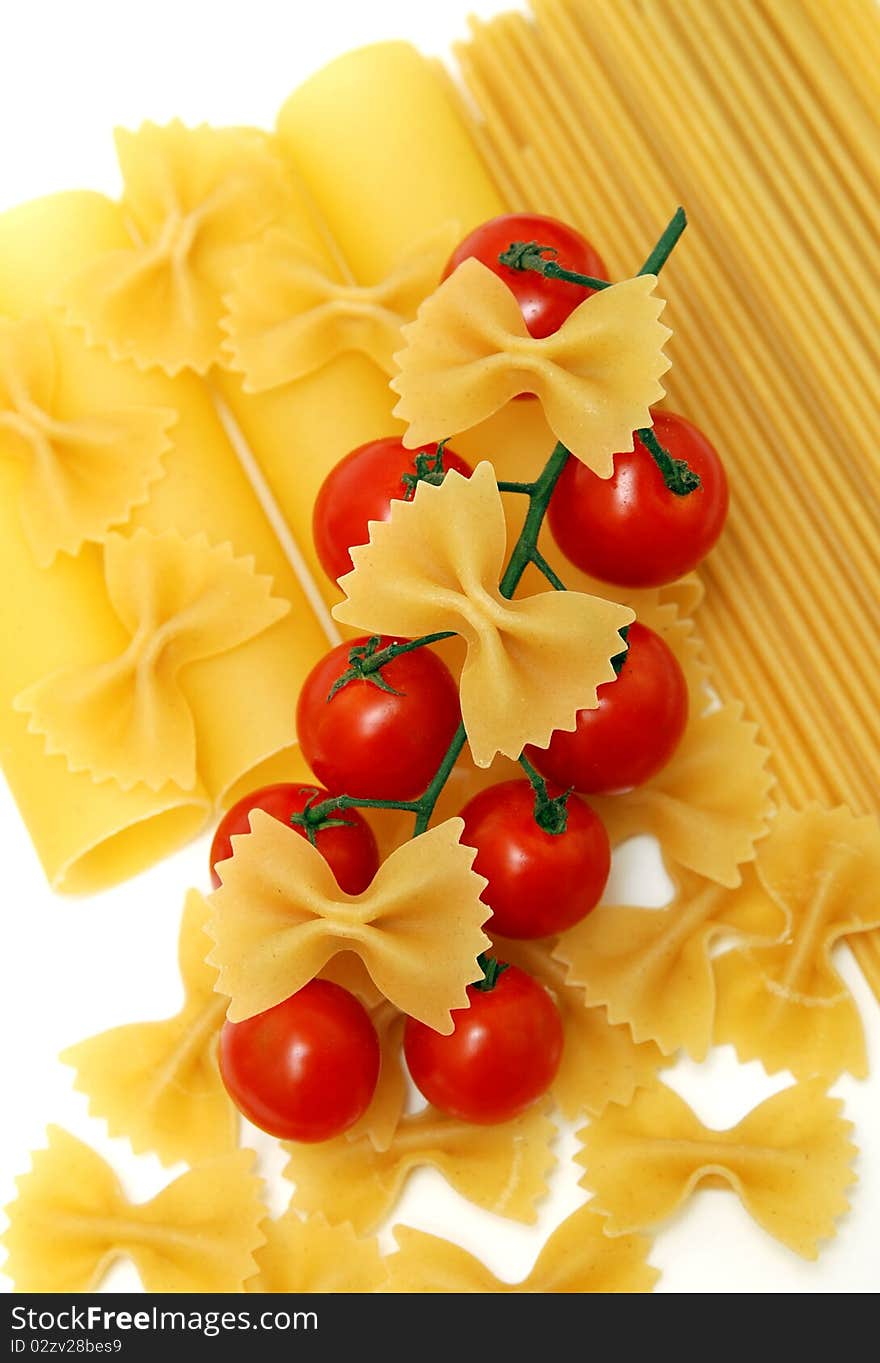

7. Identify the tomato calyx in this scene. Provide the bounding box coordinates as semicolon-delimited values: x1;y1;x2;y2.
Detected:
471;952;510;993
399;440;453;501
497;239;609;292
638;425;702;497
327;635;404;701
289;791;358;846
518;752;574;836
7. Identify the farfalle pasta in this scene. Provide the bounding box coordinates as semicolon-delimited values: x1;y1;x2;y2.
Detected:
391;259;671;473
334;462;633;767
493;936;667;1118
0;191;327;891
284;1103;556;1234
577;1081;856;1259
384;1206;658;1293
0;316;172;567
17;530;289;792
247;1212;387;1293
62;122;293;375
554;863;789;1059
208;812;490;1033
1;1129;266;1292
224;222;458;389
61;891;235;1167
714;805;880;1080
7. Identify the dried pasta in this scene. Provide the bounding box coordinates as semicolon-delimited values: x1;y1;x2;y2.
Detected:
224;222;459;389
391;260;670;471
247;1212;387;1293
577;1080;856;1259
553;864;788;1059
714;805;880;1080
61;891;235;1167
334;462;633;768
284;1104;557;1234
208;812;490;1033
384;1205;658;1293
1;1129;266;1292
62;122;293;375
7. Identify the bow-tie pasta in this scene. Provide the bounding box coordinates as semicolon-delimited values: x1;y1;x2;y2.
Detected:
61;891;235;1167
62;121;293;374
1;1129;266;1292
391;258;670;474
334;462;633;768
208;812;490;1033
0;316;173;567
714;804;880;1079
284;1103;557;1234
15;529;290;792
246;1212;387;1293
384;1205;658;1293
577;1080;856;1259
553;863;789;1059
224;222;458;389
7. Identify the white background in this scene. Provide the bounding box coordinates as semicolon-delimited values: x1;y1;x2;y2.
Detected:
1;0;878;1294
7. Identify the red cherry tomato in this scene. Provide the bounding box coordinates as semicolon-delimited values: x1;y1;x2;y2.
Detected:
525;622;688;794
297;637;461;801
548;409;729;587
219;980;380;1142
459;779;610;938
443;212;608;339
209;782;378;892
404;963;563;1124
313;437;472;584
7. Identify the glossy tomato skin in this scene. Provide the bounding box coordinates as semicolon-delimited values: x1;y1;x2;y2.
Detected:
404;964;563;1124
548;409;729;588
443;213;608;339
297;637;461;801
313;437;472;584
525;622;688;794
459;780;610;938
218;980;380;1142
209;782;378;892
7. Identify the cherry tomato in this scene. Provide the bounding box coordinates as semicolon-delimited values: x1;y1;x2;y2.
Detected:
209;782;378;892
313;437;472;584
297;637;461;801
459;779;610;938
548;409;729;587
404;963;563;1124
443;212;608;339
219;980;380;1142
525;622;688;794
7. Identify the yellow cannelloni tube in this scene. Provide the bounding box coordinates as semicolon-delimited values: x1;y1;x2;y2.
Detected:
0;192;323;892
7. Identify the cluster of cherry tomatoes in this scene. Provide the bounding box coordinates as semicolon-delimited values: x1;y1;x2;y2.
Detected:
214;214;728;1145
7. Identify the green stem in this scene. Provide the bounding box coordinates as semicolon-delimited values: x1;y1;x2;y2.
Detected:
327;630;455;700
518;753;571;835
496;479;536;495
500;442;570;597
637;426;701;496
638;206;687;276
531;547;567;591
413;722;468;836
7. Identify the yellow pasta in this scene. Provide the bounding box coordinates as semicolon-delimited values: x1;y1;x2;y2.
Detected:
714;804;880;1080
61;891;234;1167
455;0;880;822
284;1104;557;1234
384;1205;658;1293
0;191;327;892
554;864;788;1059
334;462;633;768
247;1212;387;1293
576;1080;857;1260
208;812;490;1033
391;261;670;470
2;1128;265;1292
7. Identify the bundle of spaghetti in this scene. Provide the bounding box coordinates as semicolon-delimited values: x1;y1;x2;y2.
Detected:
454;0;880;826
